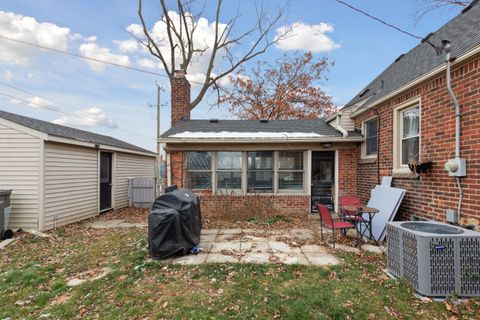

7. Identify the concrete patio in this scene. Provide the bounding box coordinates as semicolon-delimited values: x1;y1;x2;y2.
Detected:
167;228;340;266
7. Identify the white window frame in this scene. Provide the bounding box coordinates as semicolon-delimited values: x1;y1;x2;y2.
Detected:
393;98;421;175
246;150;275;194
185;151;213;191
277;151;306;193
185;150;308;195
361;117;378;159
215;151;243;194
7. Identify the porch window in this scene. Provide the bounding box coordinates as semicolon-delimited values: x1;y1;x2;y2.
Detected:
278;151;304;191
216;151;242;193
247;151;273;193
401;106;420;165
365;118;378;156
186;151;212;190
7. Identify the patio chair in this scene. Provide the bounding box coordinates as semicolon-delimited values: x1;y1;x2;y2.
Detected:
339;196;362;222
316;203;357;248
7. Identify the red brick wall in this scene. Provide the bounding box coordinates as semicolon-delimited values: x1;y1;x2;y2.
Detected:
170;71;190;125
170;151;185;188
354;56;480;226
338;148;358;198
199;194;310;218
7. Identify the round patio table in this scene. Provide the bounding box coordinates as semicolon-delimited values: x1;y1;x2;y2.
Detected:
341;205;380;244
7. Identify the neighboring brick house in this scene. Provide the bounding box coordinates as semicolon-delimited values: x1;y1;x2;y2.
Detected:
327;1;480;228
161;1;480;228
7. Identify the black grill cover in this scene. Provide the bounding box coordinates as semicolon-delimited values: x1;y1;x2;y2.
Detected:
148;189;201;259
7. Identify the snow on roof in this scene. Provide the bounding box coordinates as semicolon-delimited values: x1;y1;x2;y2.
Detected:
169;131;326;139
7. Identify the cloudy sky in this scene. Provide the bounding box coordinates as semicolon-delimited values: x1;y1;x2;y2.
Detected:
0;0;463;152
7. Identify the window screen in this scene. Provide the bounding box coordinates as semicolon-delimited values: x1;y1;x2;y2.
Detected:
247;151;273;193
186;151;212;189
278;151;304;191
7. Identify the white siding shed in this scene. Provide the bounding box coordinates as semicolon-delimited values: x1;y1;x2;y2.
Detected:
0;110;156;231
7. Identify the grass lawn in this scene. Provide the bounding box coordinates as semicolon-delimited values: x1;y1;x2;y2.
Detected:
1;226;479;319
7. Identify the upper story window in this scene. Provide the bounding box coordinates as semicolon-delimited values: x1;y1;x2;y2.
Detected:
216;151;242;193
186;151;212;190
247;151;273;193
364;119;378;156
278;151;304;191
401;106;420;165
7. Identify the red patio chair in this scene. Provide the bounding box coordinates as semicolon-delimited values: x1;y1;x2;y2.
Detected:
339;196;363;222
316;203;357;248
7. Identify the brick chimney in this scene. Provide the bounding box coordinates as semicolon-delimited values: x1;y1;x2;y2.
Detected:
170;69;191;125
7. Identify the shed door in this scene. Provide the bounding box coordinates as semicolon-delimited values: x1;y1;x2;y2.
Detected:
100;152;112;211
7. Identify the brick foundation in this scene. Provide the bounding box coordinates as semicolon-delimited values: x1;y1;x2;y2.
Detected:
198;193;310;219
354;56;480;226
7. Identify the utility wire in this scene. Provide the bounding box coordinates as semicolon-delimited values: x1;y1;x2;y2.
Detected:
0;34;209;85
334;0;443;54
0;89;156;141
0;80;67;107
0;34;167;77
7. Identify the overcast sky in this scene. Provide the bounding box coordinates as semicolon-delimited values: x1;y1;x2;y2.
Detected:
0;0;463;152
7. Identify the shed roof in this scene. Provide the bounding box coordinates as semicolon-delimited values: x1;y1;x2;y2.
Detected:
344;0;480;113
0;109;155;155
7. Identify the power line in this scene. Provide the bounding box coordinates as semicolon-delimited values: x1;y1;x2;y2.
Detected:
0;89;156;141
0;34;168;78
0;81;67;107
0;34;209;85
334;0;443;54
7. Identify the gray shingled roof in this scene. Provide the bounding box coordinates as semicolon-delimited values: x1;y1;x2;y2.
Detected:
0;109;155;154
162;119;361;138
345;1;480;112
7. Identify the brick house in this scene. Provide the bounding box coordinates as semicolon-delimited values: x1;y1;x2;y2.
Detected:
328;1;480;227
162;72;363;215
161;1;480;227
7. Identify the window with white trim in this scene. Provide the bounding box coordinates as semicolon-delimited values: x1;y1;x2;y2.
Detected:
186;151;212;190
364;118;378;156
247;151;273;193
216;151;242;193
278;151;304;191
400;106;420;165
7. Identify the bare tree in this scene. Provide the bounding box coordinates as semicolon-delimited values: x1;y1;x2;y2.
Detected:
411;0;472;24
136;0;290;110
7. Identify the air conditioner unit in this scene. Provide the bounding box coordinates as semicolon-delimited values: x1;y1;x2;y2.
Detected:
386;221;480;297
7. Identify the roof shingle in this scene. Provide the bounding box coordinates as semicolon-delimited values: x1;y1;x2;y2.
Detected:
0;109;154;154
162;119;360;139
345;1;480;112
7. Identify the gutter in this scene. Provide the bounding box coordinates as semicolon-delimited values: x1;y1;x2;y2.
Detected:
351;43;480;118
160;136;364;144
336;113;349;138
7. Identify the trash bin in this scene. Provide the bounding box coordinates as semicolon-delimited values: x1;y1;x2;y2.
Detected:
148;189;201;259
0;190;13;240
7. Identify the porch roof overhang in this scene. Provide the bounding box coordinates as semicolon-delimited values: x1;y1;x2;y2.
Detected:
161;135;364;144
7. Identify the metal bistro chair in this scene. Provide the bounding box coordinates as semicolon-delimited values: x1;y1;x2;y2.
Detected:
339;196;361;218
339;196;376;244
316;203;357;248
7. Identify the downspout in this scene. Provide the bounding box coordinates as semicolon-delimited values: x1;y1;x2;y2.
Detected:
444;40;463;222
374;107;380;184
336;113;349;138
167;152;172;187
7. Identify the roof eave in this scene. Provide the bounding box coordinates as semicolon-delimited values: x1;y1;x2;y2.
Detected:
47;135;156;157
351;43;480;118
161;136;364;144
